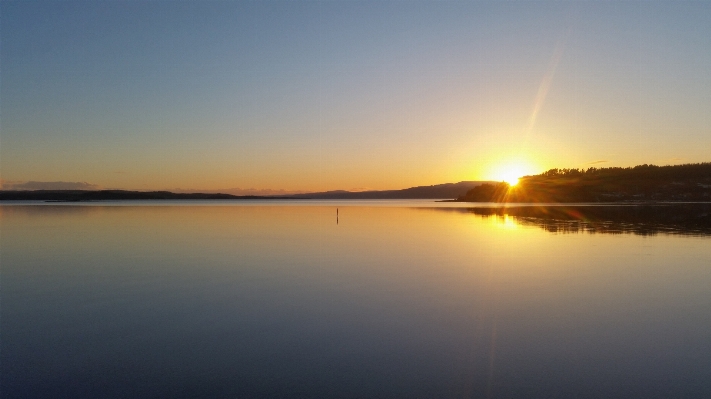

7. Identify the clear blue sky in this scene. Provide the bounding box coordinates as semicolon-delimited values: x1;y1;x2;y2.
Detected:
2;1;710;192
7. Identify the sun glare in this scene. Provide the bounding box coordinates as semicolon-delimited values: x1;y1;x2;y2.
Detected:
504;176;520;186
496;166;524;186
491;161;536;187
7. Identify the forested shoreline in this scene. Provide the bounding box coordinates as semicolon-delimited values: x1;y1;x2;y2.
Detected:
457;163;711;202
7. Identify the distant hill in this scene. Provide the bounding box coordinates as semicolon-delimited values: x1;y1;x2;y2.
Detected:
289;181;494;199
0;181;493;201
457;163;711;203
0;190;289;201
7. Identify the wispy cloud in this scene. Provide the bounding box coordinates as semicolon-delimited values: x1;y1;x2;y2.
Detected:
586;160;609;165
0;181;101;190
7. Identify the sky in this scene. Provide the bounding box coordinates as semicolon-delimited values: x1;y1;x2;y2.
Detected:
2;1;710;193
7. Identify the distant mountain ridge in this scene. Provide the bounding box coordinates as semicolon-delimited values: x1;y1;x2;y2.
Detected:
288;181;494;199
0;190;283;201
0;182;493;201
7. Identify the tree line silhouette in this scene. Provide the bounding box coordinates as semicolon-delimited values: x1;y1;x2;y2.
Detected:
458;162;711;202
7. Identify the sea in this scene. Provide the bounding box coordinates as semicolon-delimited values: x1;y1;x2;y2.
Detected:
2;200;710;398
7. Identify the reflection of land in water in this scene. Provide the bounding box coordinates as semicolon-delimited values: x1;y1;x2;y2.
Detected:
449;203;711;236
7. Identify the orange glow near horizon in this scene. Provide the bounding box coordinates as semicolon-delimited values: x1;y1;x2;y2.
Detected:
504;176;520;186
489;159;538;186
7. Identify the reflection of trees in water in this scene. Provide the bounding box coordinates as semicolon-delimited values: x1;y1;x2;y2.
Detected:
516;218;695;236
462;204;711;236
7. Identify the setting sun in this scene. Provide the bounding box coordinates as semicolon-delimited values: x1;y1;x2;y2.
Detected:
491;160;537;186
502;174;520;186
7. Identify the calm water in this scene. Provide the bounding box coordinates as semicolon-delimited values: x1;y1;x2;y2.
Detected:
2;201;711;398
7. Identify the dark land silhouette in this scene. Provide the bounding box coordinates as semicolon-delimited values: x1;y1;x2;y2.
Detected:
287;181;494;199
456;163;711;203
0;181;492;201
0;190;296;201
